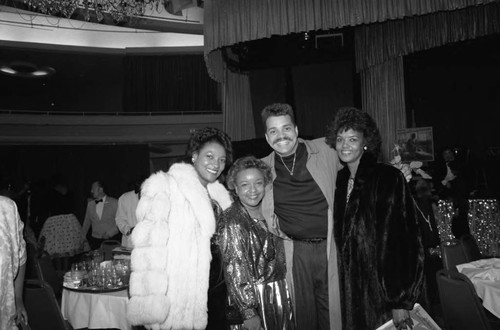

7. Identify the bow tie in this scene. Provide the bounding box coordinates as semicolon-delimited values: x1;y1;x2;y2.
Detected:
95;199;103;204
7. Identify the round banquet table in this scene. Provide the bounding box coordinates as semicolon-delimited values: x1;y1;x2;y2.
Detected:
457;258;500;319
61;287;131;330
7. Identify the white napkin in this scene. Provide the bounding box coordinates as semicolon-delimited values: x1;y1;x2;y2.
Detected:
457;258;500;281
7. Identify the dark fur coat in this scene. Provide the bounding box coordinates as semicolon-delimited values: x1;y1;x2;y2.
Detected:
334;154;425;329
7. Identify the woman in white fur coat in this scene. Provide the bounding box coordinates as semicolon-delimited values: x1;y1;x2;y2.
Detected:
128;127;233;330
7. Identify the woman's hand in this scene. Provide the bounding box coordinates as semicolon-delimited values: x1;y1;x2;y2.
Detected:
15;299;28;326
243;315;263;330
392;309;413;330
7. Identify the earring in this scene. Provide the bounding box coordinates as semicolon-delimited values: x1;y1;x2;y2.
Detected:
191;157;195;163
363;146;368;151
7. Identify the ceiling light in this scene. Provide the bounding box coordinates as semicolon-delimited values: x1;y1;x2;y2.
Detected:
0;61;56;78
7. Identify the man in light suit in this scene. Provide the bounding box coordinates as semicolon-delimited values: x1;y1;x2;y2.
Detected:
81;180;119;250
115;181;141;249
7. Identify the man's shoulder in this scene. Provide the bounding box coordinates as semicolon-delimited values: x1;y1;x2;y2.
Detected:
119;190;137;200
261;151;274;164
106;196;118;205
302;137;339;160
304;137;335;152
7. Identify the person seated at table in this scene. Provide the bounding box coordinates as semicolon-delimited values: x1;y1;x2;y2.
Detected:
39;180;89;271
81;180;119;250
219;156;294;330
0;196;29;330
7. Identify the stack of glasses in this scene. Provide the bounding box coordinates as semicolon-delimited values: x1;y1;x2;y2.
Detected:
65;256;131;290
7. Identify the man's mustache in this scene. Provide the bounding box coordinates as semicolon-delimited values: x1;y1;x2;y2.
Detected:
274;137;293;143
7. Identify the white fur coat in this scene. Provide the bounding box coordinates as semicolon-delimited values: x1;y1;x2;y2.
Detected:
127;163;232;330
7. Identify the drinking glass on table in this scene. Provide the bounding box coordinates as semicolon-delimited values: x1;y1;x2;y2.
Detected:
71;264;84;288
88;268;98;287
97;267;107;288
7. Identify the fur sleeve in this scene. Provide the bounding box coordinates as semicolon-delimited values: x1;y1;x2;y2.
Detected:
376;166;424;310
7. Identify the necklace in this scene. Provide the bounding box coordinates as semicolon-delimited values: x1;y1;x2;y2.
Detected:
346;177;355;202
278;152;296;175
240;203;275;260
413;198;433;232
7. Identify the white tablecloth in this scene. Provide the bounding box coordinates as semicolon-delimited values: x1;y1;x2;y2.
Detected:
61;287;131;330
457;258;500;318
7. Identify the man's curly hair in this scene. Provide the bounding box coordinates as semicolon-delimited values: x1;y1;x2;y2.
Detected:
186;127;233;164
226;156;273;191
325;107;382;158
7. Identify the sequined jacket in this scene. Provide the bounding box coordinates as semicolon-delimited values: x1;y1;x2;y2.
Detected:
127;163;232;330
219;202;286;320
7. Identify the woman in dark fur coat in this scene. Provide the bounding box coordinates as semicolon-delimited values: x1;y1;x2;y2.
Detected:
325;107;424;330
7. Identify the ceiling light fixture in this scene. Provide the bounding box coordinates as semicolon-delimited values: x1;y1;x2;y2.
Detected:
24;0;203;24
0;61;56;78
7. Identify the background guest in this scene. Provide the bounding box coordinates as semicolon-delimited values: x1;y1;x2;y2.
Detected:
115;177;144;249
81;180;119;250
0;196;28;330
326;107;424;330
434;147;461;199
220;156;294;330
413;178;441;313
38;180;89;271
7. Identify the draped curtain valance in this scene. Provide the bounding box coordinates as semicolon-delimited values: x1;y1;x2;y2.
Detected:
204;0;499;80
355;1;500;72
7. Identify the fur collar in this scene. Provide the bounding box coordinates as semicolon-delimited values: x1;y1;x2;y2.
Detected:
145;162;232;210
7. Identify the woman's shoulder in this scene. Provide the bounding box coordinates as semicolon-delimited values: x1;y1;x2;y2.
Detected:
222;204;245;220
222;204;251;228
373;162;406;182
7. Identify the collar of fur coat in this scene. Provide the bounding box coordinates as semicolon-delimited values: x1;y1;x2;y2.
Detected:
139;162;232;225
170;162;232;210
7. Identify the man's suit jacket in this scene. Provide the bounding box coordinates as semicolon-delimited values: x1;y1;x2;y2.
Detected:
82;196;118;239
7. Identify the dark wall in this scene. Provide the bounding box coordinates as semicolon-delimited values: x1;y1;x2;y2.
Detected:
0;145;150;230
405;35;500;198
249;60;358;139
0;50;124;112
0;49;220;113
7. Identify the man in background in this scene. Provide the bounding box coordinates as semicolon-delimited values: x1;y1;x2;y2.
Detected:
115;178;143;249
81;180;119;250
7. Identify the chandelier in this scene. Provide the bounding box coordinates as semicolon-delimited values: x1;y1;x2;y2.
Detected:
24;0;165;24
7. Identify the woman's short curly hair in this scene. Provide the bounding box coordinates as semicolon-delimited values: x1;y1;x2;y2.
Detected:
226;156;273;191
325;107;382;158
186;127;233;164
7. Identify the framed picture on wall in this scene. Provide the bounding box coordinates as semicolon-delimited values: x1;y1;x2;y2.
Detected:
396;127;434;162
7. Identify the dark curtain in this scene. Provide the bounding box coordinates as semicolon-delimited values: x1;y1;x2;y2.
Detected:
248;67;287;136
248;61;357;139
291;60;357;139
0;145;149;234
123;54;220;113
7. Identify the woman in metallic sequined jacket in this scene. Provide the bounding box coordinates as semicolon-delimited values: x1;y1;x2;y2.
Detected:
219;156;294;330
